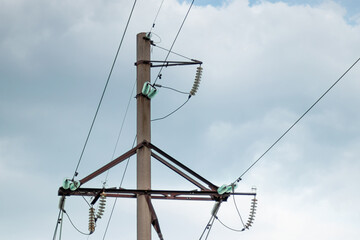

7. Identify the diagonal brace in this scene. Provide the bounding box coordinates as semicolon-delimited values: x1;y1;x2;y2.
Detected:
145;195;164;240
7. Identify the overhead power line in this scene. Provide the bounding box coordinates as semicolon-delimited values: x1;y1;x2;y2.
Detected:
151;95;191;122
153;0;195;85
72;0;138;179
103;80;137;185
102;135;137;240
233;57;360;183
148;0;166;34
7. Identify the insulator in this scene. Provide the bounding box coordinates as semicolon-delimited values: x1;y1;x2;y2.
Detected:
62;179;70;189
96;193;106;219
190;66;202;96
142;82;151;95
141;82;157;99
69;180;80;191
245;196;258;229
217;183;237;195
147;87;157;99
89;207;95;234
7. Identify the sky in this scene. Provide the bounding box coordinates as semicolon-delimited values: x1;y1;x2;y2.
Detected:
1;0;360;239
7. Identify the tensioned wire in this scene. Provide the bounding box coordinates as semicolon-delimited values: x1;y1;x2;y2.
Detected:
103;79;137;185
101;135;137;240
72;0;138;180
233;57;360;184
148;0;166;35
152;0;196;85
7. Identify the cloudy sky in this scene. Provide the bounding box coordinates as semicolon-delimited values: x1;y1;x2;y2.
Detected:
1;0;360;239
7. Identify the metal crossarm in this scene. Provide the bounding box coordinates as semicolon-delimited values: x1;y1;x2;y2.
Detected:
58;187;256;201
135;60;202;68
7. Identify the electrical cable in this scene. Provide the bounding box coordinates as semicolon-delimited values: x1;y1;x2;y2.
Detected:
152;44;193;61
215;216;244;232
64;210;91;235
103;79;137;185
151;95;191;122
214;187;246;233
82;196;92;208
154;84;189;95
148;0;166;35
199;200;222;240
232;190;246;229
102;135;137;240
233;56;360;183
52;209;62;240
153;0;195;85
59;210;64;240
199;215;216;240
71;0;138;180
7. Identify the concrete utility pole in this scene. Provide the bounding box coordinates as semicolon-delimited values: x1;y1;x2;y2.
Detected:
57;32;258;240
136;32;152;240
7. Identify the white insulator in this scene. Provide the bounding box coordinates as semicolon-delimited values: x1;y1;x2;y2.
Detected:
96;193;106;219
190;66;202;96
245;197;258;229
89;207;95;233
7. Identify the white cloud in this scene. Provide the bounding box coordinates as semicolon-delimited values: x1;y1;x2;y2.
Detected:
1;0;360;239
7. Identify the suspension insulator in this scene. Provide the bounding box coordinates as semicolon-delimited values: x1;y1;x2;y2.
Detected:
245;197;257;229
89;207;95;234
190;66;202;96
96;193;106;219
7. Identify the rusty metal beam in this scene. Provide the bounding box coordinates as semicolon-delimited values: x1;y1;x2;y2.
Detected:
79;141;146;185
145;142;218;191
151;152;208;191
59;187;256;201
145;195;163;240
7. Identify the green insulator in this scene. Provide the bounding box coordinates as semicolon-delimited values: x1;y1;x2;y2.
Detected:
62;179;71;189
69;180;80;191
217;184;228;194
147;88;157;99
142;82;151;95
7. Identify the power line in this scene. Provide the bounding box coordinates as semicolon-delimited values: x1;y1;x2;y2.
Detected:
233;57;360;183
153;0;195;85
64;210;91;235
52;209;63;240
72;0;138;179
103;80;137;185
102;135;137;240
151;95;191;121
215;216;244;232
153;44;193;61
148;0;166;35
232;192;246;229
154;83;189;95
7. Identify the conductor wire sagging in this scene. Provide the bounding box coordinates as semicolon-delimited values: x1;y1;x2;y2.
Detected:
190;66;202;96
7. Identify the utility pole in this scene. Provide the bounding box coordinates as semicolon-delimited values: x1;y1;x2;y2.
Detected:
136;32;151;240
58;32;257;240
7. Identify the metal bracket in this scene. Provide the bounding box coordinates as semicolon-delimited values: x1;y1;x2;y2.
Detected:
135;60;202;68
